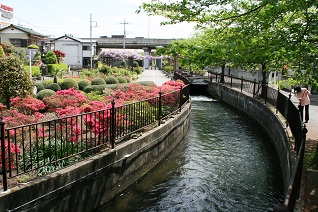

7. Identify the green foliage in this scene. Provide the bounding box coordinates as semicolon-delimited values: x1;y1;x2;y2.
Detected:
305;149;318;170
117;76;127;83
0;46;5;57
86;91;105;101
120;60;127;68
99;65;110;75
60;78;79;90
92;77;106;85
27;44;39;49
33;51;41;61
47;64;68;75
35;82;45;92
83;84;107;94
44;51;58;64
133;67;143;74
25;66;41;77
79;69;99;78
133;61;139;67
78;79;91;91
163;66;173;73
36;89;56;100
41;80;54;88
1;42;18;56
0;56;32;107
105;76;119;84
137;81;156;86
47;83;61;92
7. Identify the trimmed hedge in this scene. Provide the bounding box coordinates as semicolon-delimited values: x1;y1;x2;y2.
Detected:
92;77;106;85
83;85;107;94
36;89;56;100
78;79;91;91
105;76;119;84
25;66;41;77
47;63;68;75
60;78;79;90
117;76;127;83
47;83;61;92
34;82;45;92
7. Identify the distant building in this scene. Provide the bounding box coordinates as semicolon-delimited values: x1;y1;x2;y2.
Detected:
0;24;48;53
52;35;96;69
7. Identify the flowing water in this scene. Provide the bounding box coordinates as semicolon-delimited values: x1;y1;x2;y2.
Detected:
100;96;284;211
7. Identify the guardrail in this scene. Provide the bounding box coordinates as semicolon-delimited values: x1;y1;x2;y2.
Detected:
1;85;190;191
208;72;306;211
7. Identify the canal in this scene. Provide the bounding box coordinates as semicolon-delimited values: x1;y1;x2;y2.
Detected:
100;96;284;211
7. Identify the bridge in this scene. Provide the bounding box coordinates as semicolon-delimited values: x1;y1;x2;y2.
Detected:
94;37;175;50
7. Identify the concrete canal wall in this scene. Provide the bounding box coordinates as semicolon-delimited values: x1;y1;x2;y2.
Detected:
206;82;295;194
0;103;191;212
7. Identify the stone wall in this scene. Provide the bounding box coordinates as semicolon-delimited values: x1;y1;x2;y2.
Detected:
0;104;191;212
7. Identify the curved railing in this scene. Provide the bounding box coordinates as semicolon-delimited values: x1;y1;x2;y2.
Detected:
0;85;190;191
207;72;307;211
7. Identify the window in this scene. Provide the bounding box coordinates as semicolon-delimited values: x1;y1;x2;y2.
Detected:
9;39;28;47
83;46;91;50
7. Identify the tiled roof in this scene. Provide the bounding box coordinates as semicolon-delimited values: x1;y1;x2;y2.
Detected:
1;24;47;37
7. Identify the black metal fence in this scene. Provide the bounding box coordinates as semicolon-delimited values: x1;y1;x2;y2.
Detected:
208;72;306;211
1;85;190;191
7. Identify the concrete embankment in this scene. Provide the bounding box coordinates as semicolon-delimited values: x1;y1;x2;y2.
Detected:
206;82;295;194
0;103;191;212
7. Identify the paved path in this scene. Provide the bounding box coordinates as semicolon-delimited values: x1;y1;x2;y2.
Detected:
138;70;318;210
137;68;171;86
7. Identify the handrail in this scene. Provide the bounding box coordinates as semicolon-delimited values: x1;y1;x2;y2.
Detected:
0;85;190;191
207;71;306;211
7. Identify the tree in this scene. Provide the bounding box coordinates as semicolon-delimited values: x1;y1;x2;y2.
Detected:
44;51;58;64
139;0;318;88
0;56;33;108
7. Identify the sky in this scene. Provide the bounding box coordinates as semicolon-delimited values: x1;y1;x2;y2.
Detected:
1;0;197;39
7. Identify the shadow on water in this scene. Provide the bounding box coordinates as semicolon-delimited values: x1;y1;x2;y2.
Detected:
98;95;284;212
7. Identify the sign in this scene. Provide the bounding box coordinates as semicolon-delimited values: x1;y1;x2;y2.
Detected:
0;4;13;12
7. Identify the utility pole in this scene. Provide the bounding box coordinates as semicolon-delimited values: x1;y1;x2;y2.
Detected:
90;13;97;69
120;19;129;49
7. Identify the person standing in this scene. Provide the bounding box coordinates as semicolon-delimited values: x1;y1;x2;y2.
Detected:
294;86;311;123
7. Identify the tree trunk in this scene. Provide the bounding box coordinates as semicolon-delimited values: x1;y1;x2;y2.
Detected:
260;63;267;99
220;63;225;83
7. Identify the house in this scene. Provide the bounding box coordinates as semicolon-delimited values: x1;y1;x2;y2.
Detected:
52;35;96;70
0;24;48;53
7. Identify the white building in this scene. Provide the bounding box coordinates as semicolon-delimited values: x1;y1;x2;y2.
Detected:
52;35;96;70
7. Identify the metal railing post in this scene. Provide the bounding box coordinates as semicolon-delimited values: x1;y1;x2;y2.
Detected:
230;75;233;87
253;79;256;97
110;99;116;149
158;91;162;126
0;119;7;191
240;77;243;92
179;86;183;112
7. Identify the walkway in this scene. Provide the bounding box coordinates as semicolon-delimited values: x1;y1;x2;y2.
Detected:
138;69;318;211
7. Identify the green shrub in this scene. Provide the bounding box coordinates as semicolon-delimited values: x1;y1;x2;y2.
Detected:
47;83;61;92
92;77;106;85
25;66;41;77
60;78;78;90
44;51;58;64
86;91;105;101
133;61;139;67
41;80;54;88
79;69;99;78
163;65;173;73
99;65;110;75
78;79;91;91
137;81;156;86
36;89;56;100
83;85;107;94
133;67;143;75
35;82;45;92
105;76;119;84
47;63;68;75
117;76;127;83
